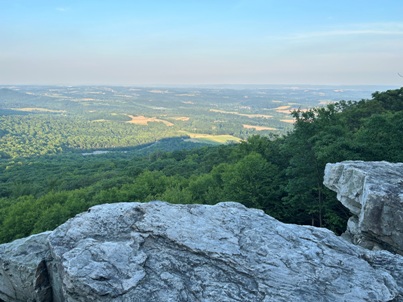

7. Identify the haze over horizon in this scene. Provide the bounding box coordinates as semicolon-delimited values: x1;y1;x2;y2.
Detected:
1;0;403;86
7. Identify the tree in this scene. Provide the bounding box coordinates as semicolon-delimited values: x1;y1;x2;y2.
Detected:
221;152;280;211
282;105;351;231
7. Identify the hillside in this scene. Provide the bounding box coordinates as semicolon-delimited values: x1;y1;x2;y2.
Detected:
0;86;402;243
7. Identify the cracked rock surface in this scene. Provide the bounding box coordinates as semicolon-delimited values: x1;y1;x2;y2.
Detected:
0;196;403;302
0;232;52;302
324;161;403;255
2;201;402;301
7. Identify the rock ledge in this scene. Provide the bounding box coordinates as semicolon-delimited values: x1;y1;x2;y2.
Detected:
1;200;403;301
324;160;403;255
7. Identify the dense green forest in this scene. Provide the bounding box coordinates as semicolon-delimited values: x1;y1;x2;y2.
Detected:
0;87;402;243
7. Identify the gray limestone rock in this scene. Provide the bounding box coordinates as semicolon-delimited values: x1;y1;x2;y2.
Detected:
48;201;402;301
324;161;403;255
1;201;402;301
0;231;52;302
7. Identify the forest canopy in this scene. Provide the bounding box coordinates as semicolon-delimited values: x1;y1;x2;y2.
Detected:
0;87;402;243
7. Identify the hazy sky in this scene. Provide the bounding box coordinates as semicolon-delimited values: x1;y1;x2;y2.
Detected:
1;0;403;86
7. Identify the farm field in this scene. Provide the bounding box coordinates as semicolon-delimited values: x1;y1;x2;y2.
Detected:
0;84;391;158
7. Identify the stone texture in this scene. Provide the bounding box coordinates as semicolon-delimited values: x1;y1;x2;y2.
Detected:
324;161;403;255
0;232;52;302
1;200;403;301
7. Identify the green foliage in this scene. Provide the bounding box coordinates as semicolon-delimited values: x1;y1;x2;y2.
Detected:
0;87;402;243
220;153;277;208
0;196;38;242
372;87;403;111
0;114;187;158
280;87;403;232
354;111;403;161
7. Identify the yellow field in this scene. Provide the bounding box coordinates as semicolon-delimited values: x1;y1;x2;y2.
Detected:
173;117;190;121
280;119;295;124
182;132;242;144
126;115;174;126
273;105;292;114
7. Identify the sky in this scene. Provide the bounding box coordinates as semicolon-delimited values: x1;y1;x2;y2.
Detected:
1;0;403;86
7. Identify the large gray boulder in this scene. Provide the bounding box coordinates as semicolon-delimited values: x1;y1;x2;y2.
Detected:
0;232;52;302
1;201;402;301
324;161;403;255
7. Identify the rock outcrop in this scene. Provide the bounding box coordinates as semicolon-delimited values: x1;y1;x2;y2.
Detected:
324;161;403;255
1;200;402;301
0;231;52;302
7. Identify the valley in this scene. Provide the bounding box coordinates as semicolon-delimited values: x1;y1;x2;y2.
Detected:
0;85;401;244
0;85;390;158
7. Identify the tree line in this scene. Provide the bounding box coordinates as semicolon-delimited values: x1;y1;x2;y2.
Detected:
0;87;402;243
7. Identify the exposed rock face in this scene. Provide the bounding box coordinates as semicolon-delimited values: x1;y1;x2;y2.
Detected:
324;161;403;255
1;201;403;301
0;232;52;302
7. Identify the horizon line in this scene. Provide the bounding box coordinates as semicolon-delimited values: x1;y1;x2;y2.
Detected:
1;83;400;88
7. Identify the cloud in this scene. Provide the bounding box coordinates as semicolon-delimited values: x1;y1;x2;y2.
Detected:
56;7;70;12
293;29;403;40
271;22;403;41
